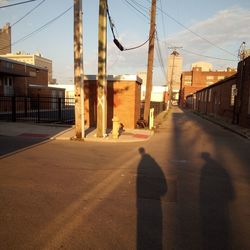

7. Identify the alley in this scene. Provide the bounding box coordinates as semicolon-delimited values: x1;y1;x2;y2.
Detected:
0;107;249;249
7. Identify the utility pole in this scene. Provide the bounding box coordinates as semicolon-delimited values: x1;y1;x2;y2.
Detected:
97;0;107;137
143;0;156;124
74;0;84;140
74;0;84;139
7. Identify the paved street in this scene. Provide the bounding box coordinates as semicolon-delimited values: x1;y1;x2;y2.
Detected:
0;107;250;249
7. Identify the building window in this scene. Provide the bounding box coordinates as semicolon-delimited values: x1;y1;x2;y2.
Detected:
206;76;214;80
208;89;212;102
230;84;237;106
3;77;14;96
248;88;250;115
217;76;225;81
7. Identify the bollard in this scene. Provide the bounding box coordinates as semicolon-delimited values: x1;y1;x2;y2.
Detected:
149;108;154;130
112;116;120;139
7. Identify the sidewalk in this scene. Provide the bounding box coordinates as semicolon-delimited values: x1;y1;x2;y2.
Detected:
0;122;153;143
193;111;250;140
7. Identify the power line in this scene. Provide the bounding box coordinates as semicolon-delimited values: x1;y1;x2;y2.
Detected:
129;0;150;13
107;1;151;51
155;30;167;83
0;0;37;9
158;0;168;55
145;0;237;57
180;47;238;62
11;0;46;27
0;5;72;51
122;0;149;20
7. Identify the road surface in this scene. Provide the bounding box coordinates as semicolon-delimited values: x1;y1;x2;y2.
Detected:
0;107;249;249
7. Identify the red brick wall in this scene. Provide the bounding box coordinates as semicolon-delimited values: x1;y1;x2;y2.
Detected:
84;79;141;129
180;67;236;106
195;76;237;122
237;57;250;127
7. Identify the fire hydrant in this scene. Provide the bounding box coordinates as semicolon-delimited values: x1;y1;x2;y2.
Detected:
112;116;120;139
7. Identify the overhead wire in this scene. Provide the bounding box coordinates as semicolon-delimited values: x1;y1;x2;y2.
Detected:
107;0;151;51
155;30;167;83
0;0;37;9
0;5;72;51
11;0;46;27
145;0;237;57
122;0;149;20
180;48;238;62
158;0;168;55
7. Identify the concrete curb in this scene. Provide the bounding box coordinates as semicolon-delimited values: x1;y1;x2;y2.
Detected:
54;128;154;143
193;111;250;140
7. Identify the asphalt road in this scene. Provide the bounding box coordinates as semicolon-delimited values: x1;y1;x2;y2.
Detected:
0;107;249;250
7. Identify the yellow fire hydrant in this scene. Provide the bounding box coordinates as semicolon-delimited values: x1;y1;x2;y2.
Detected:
112;116;120;139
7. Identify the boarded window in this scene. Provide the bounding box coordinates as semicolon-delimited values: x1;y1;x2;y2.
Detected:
248;88;250;114
230;84;237;106
206;76;214;80
208;89;212;102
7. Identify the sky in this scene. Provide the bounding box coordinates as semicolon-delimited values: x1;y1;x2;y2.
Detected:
0;0;250;85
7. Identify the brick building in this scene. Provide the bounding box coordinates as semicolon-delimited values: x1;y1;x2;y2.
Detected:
186;56;250;128
167;50;183;104
83;75;141;129
0;23;11;55
180;62;236;106
1;52;53;84
0;57;63;98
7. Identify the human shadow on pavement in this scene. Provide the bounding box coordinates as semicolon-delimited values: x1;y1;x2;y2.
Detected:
200;152;235;250
137;147;167;250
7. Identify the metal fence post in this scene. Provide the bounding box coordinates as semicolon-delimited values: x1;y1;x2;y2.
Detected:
12;96;16;122
58;97;62;121
24;96;27;117
37;95;40;123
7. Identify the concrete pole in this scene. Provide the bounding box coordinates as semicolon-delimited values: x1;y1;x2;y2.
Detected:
74;0;84;139
97;0;107;137
143;0;156;124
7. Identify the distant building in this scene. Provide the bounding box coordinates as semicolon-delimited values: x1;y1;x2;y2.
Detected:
0;52;53;84
0;23;11;55
137;72;168;102
167;50;183;103
0;56;63;98
191;61;212;72
179;62;236;106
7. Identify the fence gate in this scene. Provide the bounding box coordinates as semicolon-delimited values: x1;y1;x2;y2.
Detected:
0;96;75;124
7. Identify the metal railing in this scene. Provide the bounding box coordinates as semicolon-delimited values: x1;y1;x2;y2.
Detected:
0;95;75;124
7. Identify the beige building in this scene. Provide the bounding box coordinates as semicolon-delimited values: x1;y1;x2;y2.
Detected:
191;61;212;72
0;52;53;84
167;50;183;103
0;23;11;55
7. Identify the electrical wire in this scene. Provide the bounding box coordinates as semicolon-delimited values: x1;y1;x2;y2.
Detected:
122;0;149;20
158;0;168;55
11;0;46;27
155;30;167;83
145;0;237;57
0;5;72;51
180;47;238;62
0;0;37;8
129;0;150;13
107;0;152;51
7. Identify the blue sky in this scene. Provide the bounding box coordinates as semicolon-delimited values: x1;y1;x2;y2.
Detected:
0;0;250;85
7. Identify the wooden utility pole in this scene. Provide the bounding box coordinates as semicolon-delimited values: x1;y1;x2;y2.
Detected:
97;0;107;137
74;0;84;139
143;0;156;123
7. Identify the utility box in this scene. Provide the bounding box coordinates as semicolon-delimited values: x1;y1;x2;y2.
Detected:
83;75;142;129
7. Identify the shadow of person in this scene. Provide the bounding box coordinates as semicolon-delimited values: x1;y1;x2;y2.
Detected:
137;147;167;250
200;152;234;250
